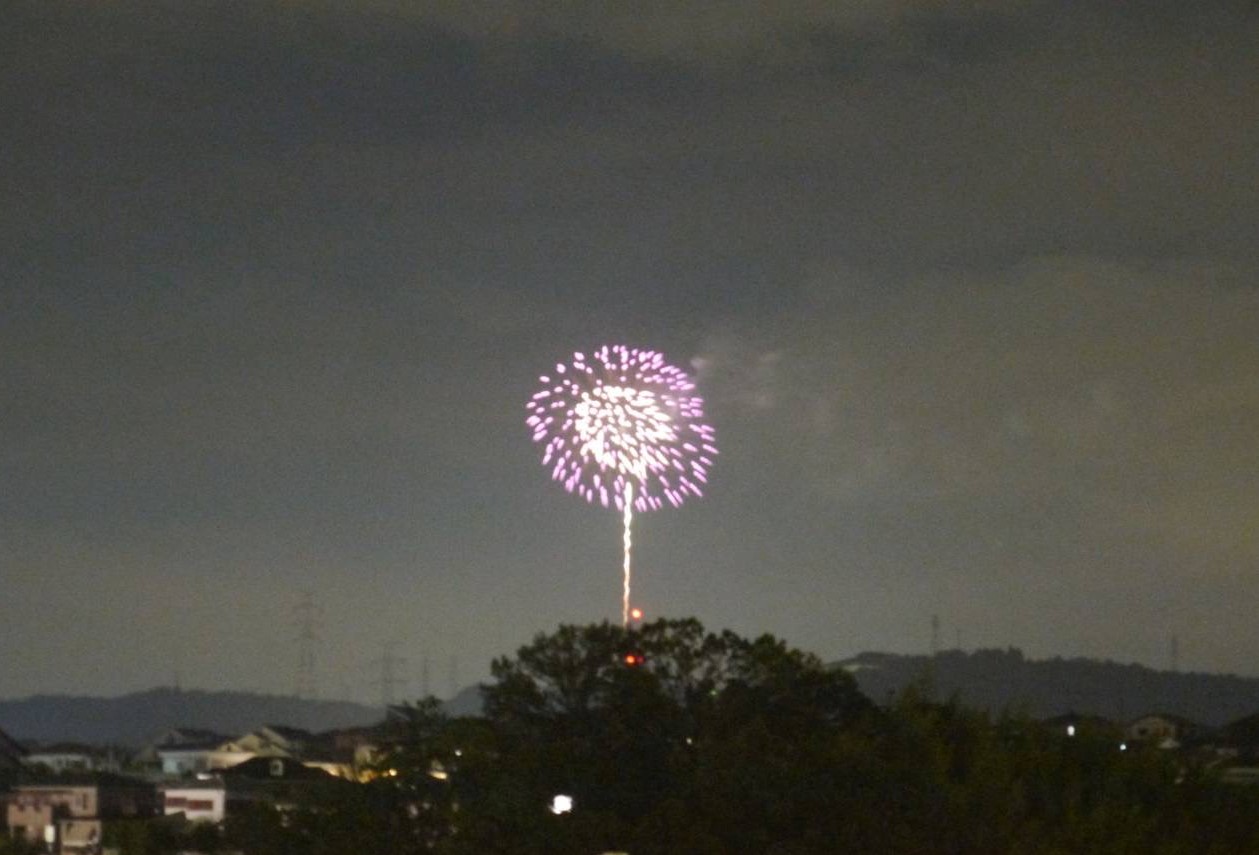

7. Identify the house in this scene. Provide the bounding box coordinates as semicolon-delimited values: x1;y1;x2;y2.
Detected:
141;727;254;777
159;754;356;822
156;740;255;777
156;725;316;777
151;724;371;780
160;781;228;823
303;726;383;781
228;725;312;757
5;774;157;854
219;756;352;812
1125;714;1208;750
223;755;330;782
1206;711;1259;762
300;750;357;781
21;743;116;774
134;727;229;766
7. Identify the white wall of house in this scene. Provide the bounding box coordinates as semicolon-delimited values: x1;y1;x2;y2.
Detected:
23;752;97;773
162;786;227;823
159;749;255;776
59;818;102;854
1126;715;1187;748
304;759;355;780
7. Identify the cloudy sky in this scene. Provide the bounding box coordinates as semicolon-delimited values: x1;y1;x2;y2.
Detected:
2;0;1256;702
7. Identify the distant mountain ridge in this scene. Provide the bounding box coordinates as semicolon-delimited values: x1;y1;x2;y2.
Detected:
7;650;1258;746
838;648;1259;727
0;688;384;746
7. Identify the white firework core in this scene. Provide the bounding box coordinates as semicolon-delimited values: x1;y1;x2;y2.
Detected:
526;344;716;513
573;386;676;484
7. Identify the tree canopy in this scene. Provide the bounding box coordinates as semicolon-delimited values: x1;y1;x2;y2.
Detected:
75;618;1259;855
384;619;1259;855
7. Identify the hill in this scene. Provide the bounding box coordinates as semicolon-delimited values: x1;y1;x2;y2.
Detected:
0;688;384;746
839;648;1259;726
10;649;1258;745
442;683;485;717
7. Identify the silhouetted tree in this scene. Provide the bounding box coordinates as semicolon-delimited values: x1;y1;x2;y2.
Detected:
210;618;1259;855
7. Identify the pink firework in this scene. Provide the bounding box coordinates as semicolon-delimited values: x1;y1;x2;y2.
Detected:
526;345;717;512
525;345;717;624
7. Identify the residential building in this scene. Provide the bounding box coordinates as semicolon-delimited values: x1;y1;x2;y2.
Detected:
21;743;117;774
160;782;227;823
304;726;382;781
5;774;157;854
134;728;229;767
1125;714;1208;749
156;741;255;777
228;725;312;757
219;756;351;811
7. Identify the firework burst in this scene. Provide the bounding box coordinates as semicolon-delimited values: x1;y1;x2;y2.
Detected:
526;345;717;623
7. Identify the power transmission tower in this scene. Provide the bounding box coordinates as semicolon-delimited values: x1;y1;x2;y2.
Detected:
373;642;407;709
293;591;321;700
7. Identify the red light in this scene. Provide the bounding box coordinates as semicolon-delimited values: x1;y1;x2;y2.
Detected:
624;652;643;666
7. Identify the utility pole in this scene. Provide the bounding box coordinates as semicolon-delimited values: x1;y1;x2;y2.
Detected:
294;591;321;700
420;655;431;698
1170;634;1180;673
930;614;941;657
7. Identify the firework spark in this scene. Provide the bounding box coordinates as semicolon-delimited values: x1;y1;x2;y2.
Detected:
526;345;717;624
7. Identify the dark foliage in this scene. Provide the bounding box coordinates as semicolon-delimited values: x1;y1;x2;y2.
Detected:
81;620;1259;854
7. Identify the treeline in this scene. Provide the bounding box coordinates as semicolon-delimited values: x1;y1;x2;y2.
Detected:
10;619;1259;854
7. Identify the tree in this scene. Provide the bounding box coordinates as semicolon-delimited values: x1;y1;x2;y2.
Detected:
371;618;1259;855
0;834;43;855
448;618;875;854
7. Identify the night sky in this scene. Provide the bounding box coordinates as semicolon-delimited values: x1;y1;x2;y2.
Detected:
3;1;1257;703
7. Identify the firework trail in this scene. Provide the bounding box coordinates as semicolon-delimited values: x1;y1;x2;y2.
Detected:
526;345;717;625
